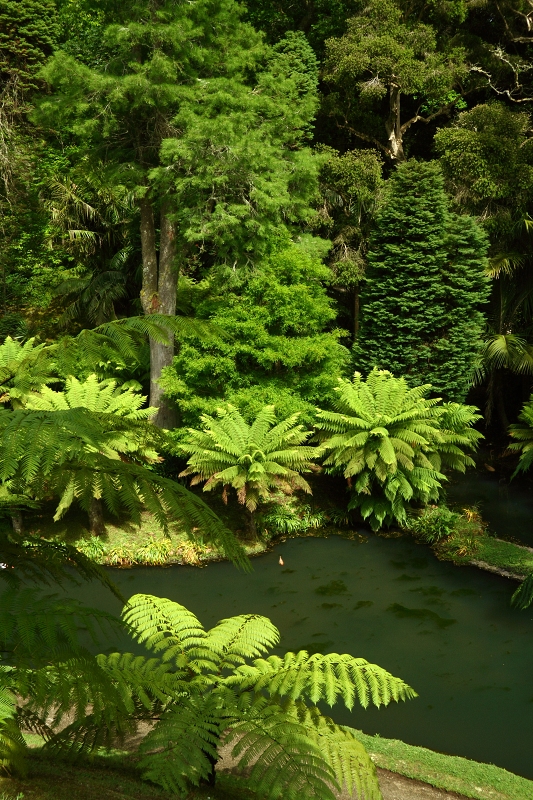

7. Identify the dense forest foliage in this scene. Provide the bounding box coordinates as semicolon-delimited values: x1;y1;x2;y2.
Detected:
3;1;533;798
3;0;533;434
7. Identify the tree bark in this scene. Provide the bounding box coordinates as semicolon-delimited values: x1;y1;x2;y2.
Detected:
11;510;23;535
385;84;405;161
246;509;258;541
354;284;360;339
151;205;177;428
88;497;106;537
138;196;178;428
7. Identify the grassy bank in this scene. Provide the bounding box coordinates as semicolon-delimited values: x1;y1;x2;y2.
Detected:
352;729;533;800
2;733;532;800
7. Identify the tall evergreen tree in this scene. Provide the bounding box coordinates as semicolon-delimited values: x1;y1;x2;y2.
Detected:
36;1;320;427
356;160;490;401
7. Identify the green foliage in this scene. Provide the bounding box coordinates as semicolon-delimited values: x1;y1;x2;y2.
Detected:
357;160;490;402
258;501;327;538
179;406;316;532
405;505;458;544
0;407;246;566
36;2;322;274
26;374;159;461
435;104;533;240
315;369;482;530
0;0;58;93
511;571;533;610
508;394;533;475
405;504;486;559
323;0;468;159
95;593;415;798
0;337;55;409
161;243;350;430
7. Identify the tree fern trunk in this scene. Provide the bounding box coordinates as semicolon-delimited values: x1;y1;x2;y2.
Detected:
88;498;106;537
246;509;257;541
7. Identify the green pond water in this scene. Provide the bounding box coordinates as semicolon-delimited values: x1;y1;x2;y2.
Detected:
71;533;533;780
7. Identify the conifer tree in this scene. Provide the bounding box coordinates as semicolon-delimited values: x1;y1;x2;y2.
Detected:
357;161;489;401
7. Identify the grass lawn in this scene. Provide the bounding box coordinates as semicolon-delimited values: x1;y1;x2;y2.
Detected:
351;731;533;800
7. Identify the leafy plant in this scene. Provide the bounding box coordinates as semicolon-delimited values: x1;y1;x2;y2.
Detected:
315;369;482;530
0;407;246;566
405;506;459;544
99;594;415;798
0;337;56;410
258;500;327;537
406;504;486;559
511;572;533;610
179;406;318;538
508;395;533;475
134;538;172;566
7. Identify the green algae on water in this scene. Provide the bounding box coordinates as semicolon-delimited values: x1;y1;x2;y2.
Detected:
387;603;457;629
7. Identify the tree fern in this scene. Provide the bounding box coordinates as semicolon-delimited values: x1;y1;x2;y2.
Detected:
508;394;533;475
180;405;317;537
511;572;533;610
316;369;482;529
292;704;381;800
0;337;56;409
227;651;416;709
0;408;246;565
99;593;415;798
225;697;337;800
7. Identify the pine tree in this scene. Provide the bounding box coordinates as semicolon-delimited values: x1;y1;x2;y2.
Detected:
356;161;489;401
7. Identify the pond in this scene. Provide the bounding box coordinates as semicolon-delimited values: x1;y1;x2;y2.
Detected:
71;533;533;780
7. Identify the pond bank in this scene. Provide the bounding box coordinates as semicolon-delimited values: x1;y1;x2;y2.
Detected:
73;522;533;589
352;730;533;800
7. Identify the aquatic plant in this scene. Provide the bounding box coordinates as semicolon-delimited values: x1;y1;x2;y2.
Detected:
316;369;482;529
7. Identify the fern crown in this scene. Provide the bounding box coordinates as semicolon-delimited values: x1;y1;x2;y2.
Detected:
316;369;482;529
180;405;317;511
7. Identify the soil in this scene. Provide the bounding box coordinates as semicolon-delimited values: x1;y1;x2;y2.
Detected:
377;768;469;800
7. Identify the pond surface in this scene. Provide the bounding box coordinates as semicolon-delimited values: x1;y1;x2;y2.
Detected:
72;534;533;780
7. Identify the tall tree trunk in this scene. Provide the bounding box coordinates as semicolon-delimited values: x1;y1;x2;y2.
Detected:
385;84;405;161
354;284;360;339
138;196;178;428
88;497;106;537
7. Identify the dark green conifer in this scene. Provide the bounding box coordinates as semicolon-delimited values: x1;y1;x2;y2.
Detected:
357;160;490;401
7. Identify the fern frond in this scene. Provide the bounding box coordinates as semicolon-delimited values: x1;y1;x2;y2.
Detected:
138;695;223;795
226;696;337;800
228;651;416;709
206;615;280;669
293;704;382;800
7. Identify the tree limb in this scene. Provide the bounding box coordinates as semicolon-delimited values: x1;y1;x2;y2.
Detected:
337;121;393;158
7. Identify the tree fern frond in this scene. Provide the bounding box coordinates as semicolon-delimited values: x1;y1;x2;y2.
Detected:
228;651;416;710
294;704;382;800
206;615;280;669
226;697;337;800
138;696;223;795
